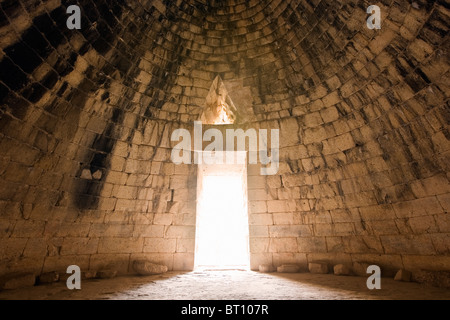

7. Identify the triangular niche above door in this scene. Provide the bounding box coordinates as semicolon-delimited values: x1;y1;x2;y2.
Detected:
200;76;238;125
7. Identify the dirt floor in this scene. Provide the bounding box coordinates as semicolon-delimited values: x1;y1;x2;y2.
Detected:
0;270;449;300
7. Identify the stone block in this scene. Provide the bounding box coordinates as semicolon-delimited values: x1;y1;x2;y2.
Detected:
334;133;355;152
249;225;269;238
359;204;396;221
249;201;267;214
98;238;144;254
321;107;340;123
248;176;266;189
408;216;438;234
0;238;28;259
143;238;176;253
60;238;99;255
58;273;71;283
272;212;294;225
176;238;195;253
412;270;450;289
308;262;329;274
259;264;275;273
250;238;270;253
130;253;174;271
367;220;399;235
280;118;299;147
314;223;333;236
326;237;344;252
394;269;412;282
269;238;298;253
98;270;118;279
132;225;164;238
304;111;324;128
322;91;340;108
164;226;195;239
80;169;92;180
437;194;450;213
82;271;97;280
269;225;312;238
42;255;90;274
350;254;404;276
115;199;139;212
22;238;48;258
297;237;327;253
132;260;168;275
38;272;59;284
352;262;372;277
248;189;272;201
267;200;289;213
249;214;273;226
153;213;174;225
277;264;300;273
380;235;435;255
266;176;282;188
392;197;443;218
333;264;351;276
304;127;327;144
55;223;92;237
334;223;355;236
11;220;45;238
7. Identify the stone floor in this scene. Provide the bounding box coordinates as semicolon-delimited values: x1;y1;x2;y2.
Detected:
0;270;449;300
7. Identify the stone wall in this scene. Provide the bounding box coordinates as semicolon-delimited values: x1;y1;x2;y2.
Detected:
0;0;448;277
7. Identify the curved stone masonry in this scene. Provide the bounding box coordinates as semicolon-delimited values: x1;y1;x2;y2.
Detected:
0;0;448;278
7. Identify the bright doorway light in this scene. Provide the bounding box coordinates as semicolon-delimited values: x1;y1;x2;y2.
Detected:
195;156;249;270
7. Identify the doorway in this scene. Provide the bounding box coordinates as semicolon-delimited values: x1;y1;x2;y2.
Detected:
194;152;250;270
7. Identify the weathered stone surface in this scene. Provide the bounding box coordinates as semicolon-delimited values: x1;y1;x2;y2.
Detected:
412;271;450;289
277;264;300;273
173;253;194;271
133;260;168;275
80;169;92;180
38;272;59;284
259;264;275;273
98;270;118;279
333;264;351;276
92;170;103;180
1;273;36;290
394;269;412;282
309;262;329;274
82;271;98;280
0;0;448;284
352;262;372;277
58;273;71;282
